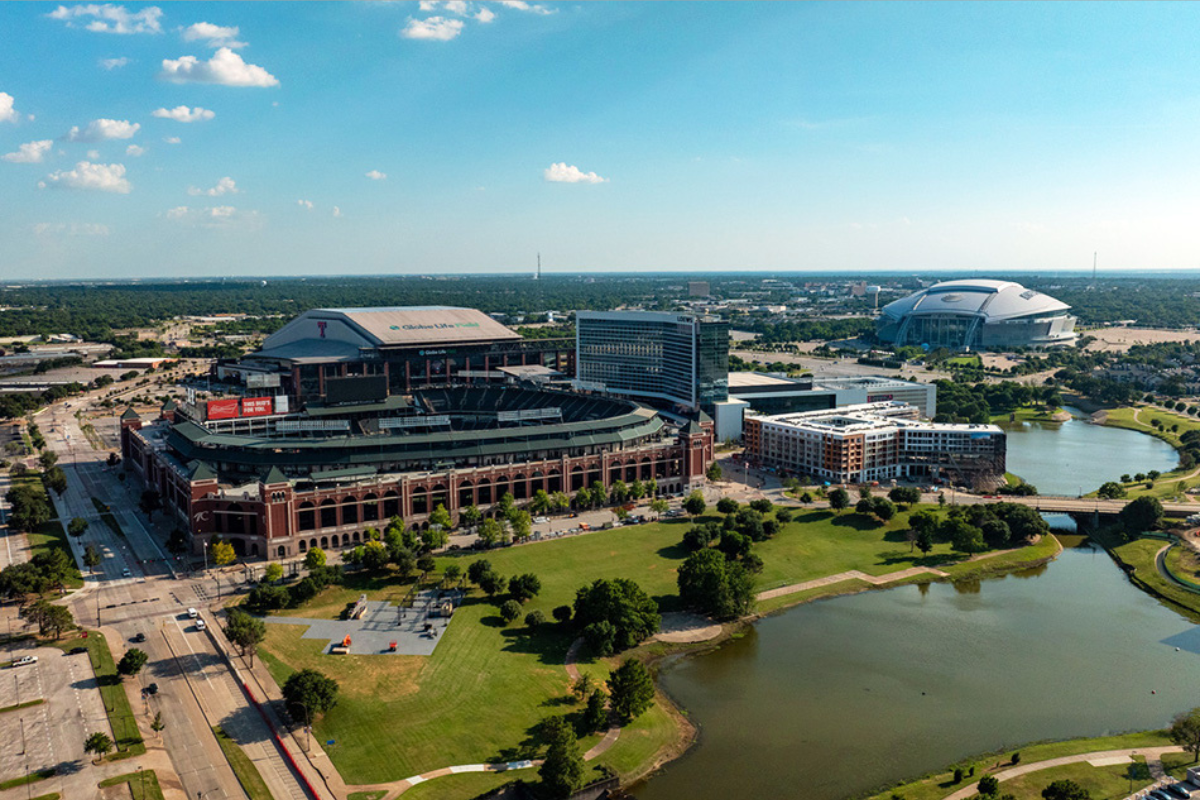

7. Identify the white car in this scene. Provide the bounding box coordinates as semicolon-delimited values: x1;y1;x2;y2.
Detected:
194;619;207;631
12;655;37;667
187;607;198;618
533;517;549;524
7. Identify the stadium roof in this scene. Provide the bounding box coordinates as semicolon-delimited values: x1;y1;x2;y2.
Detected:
880;279;1071;322
259;306;520;354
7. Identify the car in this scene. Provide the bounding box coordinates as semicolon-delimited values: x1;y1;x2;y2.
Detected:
1151;790;1175;800
187;607;198;618
12;655;37;667
1165;784;1192;799
534;517;549;524
121;568;131;577
69;646;88;655
195;619;207;631
133;632;146;643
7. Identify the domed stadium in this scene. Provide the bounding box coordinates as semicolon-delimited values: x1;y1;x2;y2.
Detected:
876;279;1077;350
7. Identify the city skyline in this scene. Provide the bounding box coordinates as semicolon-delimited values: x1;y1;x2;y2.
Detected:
3;2;1200;278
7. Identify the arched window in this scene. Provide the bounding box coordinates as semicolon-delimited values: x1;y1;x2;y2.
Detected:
298;501;315;531
320;499;337;529
383;490;400;519
342;496;358;525
362;493;379;522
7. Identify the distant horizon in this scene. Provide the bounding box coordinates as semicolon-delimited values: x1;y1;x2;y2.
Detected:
4;2;1200;278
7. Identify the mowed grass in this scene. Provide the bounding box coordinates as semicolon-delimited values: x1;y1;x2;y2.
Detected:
260;505;1057;786
26;520;83;589
1100;534;1200;623
864;729;1174;800
998;761;1145;800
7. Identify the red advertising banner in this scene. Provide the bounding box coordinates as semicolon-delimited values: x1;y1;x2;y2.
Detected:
241;397;274;417
207;398;240;420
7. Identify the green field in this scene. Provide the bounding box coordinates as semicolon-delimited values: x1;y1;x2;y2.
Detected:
259;506;1057;792
26;520;83;589
48;631;145;758
991;406;1066;424
1097;534;1200;623
864;729;1176;800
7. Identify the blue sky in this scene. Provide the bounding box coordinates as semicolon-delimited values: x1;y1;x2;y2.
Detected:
3;1;1200;279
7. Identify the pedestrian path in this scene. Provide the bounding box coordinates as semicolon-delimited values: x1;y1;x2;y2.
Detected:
756;565;950;602
941;746;1183;800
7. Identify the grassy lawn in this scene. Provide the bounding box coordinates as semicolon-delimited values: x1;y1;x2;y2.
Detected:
97;769;165;800
46;631;145;758
864;729;1175;800
1161;751;1199;780
0;768;55;792
1097;534;1200;623
992;406;1066;424
1103;406;1200;447
1164;546;1200;592
259;506;1057;787
0;698;45;715
26;520;83;589
213;726;275;800
347;792;389;800
998;761;1145;800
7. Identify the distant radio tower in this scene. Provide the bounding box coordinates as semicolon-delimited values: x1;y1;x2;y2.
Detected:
535;252;541;281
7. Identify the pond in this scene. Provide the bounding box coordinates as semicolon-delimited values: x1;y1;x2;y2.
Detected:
634;544;1200;800
998;408;1177;496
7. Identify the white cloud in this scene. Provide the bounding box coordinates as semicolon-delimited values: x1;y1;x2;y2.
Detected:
160;47;279;87
152;105;215;123
401;16;464;41
165;206;189;220
65;118;140;142
544;162;607;184
181;22;247;49
125;144;145;156
365;169;387;180
188;176;238;197
165;204;261;228
332;206;342;218
0;93;20;124
87;149;100;159
99;56;129;70
3;140;54;164
498;1;555;15
297;199;313;210
164;136;181;144
41;161;131;193
475;6;496;22
33;222;110;236
48;4;163;34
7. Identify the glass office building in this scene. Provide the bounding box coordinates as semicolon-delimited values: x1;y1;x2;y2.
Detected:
575;311;729;412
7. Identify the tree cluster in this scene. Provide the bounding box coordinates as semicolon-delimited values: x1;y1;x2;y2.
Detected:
573;578;661;656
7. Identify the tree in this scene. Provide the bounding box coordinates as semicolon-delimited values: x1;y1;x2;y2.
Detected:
683;491;706;517
361;540;390;572
610;480;629;504
264;563;283;583
117;647;149;677
282;668;339;723
581;689;608;736
428;503;453;532
799;492;813;504
442;564;462;587
467;559;493;585
775;508;793;524
829;487;851;513
459;504;483;528
416;554;437;574
870;496;896;522
508;509;533;542
1120;495;1164;534
525;609;546;628
942;519;986;554
889;486;921;508
478;518;503;547
208;538;235;567
916;529;934;556
1041;779;1090;800
509;573;542;603
139;489;162;518
749;498;773;515
552;491;571;512
497;492;516;516
1169;707;1200;761
27;600;74;638
83;544;102;573
68;517;89;537
225;608;267;666
151;712;165;735
84;731;114;762
1097;481;1126;499
421;525;449;551
166;528;189;555
500;599;522;624
678;548;755;619
977;775;999;796
479;571;507;598
649;498;669;518
608;658;655;723
538;725;585;799
553;605;573;624
706;462;723;482
304;547;326;570
38;450;58;469
682;525;716;551
573;578;661;655
615;506;629;522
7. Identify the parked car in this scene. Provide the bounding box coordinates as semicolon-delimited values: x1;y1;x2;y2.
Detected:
1165;784;1192;799
121;568;132;577
187;607;198;618
533;517;549;524
1151;789;1175;800
133;632;146;643
195;619;207;631
12;655;37;667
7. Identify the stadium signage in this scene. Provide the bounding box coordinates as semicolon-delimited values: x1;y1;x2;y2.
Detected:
867;394;894;402
242;397;274;417
389;322;481;331
206;398;240;420
207;396;284;420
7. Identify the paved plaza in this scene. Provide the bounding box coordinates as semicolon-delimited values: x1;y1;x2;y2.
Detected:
264;589;461;656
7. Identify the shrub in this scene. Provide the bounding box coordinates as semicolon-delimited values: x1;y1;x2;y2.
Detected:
524;610;546;628
552;605;573;624
500;599;522;624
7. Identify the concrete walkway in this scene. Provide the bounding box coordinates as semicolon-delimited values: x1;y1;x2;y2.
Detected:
756;565;950;602
942;746;1183;800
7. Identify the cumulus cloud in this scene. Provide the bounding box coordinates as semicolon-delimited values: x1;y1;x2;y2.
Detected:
3;140;54;164
401;16;464;41
0;93;21;124
99;56;129;70
87;149;100;159
165;204;261;228
152;105;215;123
182;22;246;48
65;118;140;142
48;4;163;34
332;206;342;218
365;169;387;180
160;47;279;87
33;222;110;236
544;162;607;184
498;1;556;15
125;144;145;156
41;161;131;193
475;6;496;22
164;136;181;144
297;199;313;210
188;176;238;197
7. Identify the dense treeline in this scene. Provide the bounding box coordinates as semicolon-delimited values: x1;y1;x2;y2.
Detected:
933;381;1060;423
1045;282;1200;328
742;317;875;344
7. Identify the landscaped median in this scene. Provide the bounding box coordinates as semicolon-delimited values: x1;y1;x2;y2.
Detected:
256;503;1062;800
47;630;145;759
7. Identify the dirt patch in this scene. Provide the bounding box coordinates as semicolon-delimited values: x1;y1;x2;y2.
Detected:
653;612;722;644
1084;327;1200;353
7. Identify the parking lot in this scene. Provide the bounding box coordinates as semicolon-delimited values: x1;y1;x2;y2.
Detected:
0;642;111;783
